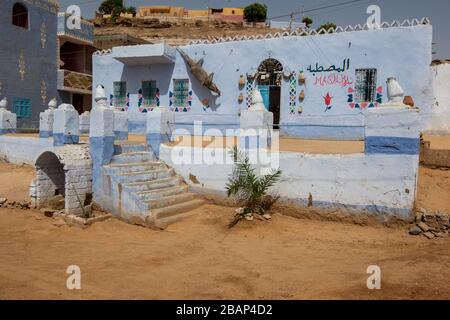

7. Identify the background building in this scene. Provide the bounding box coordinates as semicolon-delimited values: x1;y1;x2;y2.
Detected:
57;12;96;114
138;5;244;22
0;0;58;130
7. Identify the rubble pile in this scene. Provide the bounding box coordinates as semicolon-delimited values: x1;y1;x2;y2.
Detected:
0;197;31;210
410;209;450;239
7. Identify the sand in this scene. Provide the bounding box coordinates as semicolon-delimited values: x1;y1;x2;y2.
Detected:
0;162;449;300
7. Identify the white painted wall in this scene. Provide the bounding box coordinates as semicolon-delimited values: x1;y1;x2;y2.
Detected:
0;136;53;165
426;63;450;134
159;145;418;216
93;24;433;139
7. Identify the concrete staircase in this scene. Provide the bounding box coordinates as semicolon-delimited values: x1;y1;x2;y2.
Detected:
102;142;205;227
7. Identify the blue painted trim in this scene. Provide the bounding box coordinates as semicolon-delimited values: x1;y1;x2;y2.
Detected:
280;124;365;141
189;186;412;217
365;136;420;155
146;133;170;157
114;131;129;140
39;131;53;138
53;133;79;146
90;136;115;195
128;121;147;134
0;128;16;134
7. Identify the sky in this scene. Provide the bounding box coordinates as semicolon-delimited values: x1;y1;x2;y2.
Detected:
60;0;450;59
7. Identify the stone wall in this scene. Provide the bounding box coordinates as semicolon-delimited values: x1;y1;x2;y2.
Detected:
33;145;93;216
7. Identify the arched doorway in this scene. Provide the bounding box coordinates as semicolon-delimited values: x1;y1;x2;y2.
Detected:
32;146;93;215
256;58;282;128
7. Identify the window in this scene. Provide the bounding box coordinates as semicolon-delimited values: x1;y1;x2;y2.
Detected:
142;80;157;106
355;69;377;102
13;98;31;118
113;81;126;107
12;3;28;29
173;79;189;107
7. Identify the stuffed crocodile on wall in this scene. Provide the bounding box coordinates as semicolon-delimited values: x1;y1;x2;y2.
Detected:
177;48;221;96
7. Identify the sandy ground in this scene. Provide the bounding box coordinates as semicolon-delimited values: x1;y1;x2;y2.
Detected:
416;166;450;213
0;162;449;300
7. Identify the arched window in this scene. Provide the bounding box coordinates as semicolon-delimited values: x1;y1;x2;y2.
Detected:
12;3;28;29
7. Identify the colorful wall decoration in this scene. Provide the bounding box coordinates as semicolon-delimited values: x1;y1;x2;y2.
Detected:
289;72;297;114
323;92;333;112
137;88;160;112
169;90;193;112
201;98;210;111
245;77;254;109
110;93;129;111
347;86;383;109
314;73;353;87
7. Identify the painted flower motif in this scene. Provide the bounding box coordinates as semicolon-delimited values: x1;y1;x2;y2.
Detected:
323;92;332;112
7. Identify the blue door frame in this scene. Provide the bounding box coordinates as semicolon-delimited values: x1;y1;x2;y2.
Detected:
257;85;270;110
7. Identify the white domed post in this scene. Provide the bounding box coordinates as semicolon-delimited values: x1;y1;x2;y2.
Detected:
90;85;115;200
79;111;90;135
39;98;57;138
239;88;274;151
0;98;17;134
365;77;421;156
52;102;79;146
146;106;174;157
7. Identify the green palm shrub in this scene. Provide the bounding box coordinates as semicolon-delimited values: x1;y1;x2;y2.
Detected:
226;146;282;228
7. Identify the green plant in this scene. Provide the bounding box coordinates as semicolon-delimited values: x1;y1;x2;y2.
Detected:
317;22;337;33
244;3;268;23
302;16;313;28
98;0;122;15
226;146;282;228
122;6;137;17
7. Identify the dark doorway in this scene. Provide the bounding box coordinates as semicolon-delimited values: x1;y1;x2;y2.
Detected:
269;86;281;129
256;58;283;129
72;94;84;114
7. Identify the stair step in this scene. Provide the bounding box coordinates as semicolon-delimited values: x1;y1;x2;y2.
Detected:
116;168;174;183
110;152;155;164
153;199;206;220
124;176;183;192
105;161;165;174
137;185;188;200
114;143;148;155
145;192;196;210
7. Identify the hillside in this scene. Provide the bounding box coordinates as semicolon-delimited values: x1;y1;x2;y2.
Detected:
92;16;279;46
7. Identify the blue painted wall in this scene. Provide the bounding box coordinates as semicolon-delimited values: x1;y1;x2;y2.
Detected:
93;24;433;140
0;0;58;129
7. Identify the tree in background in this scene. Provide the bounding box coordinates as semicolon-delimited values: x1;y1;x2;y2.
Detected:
301;16;313;28
98;0;122;15
123;6;137;17
244;3;268;22
317;22;337;33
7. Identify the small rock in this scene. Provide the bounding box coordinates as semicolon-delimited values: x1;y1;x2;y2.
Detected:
235;208;245;214
409;226;422;235
415;212;423;223
423;232;435;239
19;201;30;209
52;219;66;227
244;214;254;221
40;208;56;217
417;222;430;232
0;198;7;205
262;214;272;220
